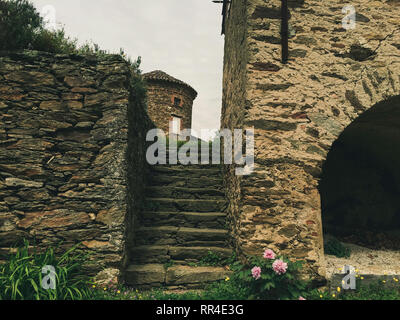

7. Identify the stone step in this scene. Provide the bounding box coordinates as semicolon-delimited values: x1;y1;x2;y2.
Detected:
161;149;222;161
125;264;231;288
152;163;223;170
135;226;229;246
150;166;222;178
145;186;225;200
148;175;223;188
143;198;227;213
141;211;227;229
151;157;221;166
130;245;232;264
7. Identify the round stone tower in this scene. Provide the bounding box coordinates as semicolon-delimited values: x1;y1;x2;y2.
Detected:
143;70;197;135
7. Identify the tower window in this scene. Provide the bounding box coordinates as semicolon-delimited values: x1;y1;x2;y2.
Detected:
174;97;182;106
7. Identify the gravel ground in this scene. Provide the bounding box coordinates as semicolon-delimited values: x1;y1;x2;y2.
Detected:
325;241;400;278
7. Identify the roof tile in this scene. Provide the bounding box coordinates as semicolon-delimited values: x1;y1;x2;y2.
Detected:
143;70;197;98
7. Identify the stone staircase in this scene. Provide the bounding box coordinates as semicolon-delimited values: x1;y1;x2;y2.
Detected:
125;163;232;289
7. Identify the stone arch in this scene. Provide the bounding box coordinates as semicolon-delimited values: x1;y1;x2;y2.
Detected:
319;94;400;249
309;65;400;149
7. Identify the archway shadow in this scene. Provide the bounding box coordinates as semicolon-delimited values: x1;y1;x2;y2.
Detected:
319;95;400;250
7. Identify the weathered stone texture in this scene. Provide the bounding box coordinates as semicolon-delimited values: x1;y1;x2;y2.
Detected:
222;0;400;280
0;50;151;276
143;72;197;134
125;163;231;289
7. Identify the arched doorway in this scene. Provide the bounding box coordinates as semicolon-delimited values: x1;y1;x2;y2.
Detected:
320;95;400;250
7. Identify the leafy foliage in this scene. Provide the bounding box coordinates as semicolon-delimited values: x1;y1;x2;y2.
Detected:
0;0;42;50
31;28;78;54
235;256;306;300
0;0;82;53
92;250;308;301
5;242;397;300
201;271;251;300
94;276;400;301
163;260;174;270
0;0;144;71
306;279;400;300
339;281;400;300
0;240;94;300
198;251;236;267
200;251;308;300
324;237;351;258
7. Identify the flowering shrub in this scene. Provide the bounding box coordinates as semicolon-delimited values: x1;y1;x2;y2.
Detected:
251;266;262;280
263;249;276;260
272;259;288;275
229;249;307;300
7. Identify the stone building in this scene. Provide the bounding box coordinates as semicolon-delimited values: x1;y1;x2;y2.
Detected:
221;0;400;280
2;0;400;289
143;70;197;135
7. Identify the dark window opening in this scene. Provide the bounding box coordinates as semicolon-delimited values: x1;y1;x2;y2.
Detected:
174;97;181;106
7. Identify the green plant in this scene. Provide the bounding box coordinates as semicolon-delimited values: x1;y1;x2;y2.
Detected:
195;251;236;267
239;254;307;300
306;279;400;300
163;261;174;270
202;274;250;300
0;0;43;50
90;276;400;301
199;251;225;266
31;28;78;54
339;280;400;300
324;238;351;258
0;240;94;300
0;0;145;70
201;250;308;300
143;289;202;300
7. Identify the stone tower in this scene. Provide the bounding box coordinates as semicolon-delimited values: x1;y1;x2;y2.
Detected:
221;0;400;281
143;70;197;134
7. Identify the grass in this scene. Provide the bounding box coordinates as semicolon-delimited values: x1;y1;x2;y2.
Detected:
0;240;94;300
2;241;400;300
92;278;400;300
91;285;203;301
306;280;400;300
187;251;237;267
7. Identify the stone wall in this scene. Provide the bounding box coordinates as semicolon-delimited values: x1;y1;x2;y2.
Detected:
222;0;400;280
0;50;151;276
221;0;249;258
145;81;195;133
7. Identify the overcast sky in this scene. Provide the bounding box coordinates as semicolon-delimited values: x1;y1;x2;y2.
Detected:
30;0;224;138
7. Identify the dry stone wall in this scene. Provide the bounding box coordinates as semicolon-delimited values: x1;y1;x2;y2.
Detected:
222;0;400;280
0;50;152;276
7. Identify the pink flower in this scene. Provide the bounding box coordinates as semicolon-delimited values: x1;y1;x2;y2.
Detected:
272;259;288;275
298;296;306;300
251;266;261;280
263;249;276;259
